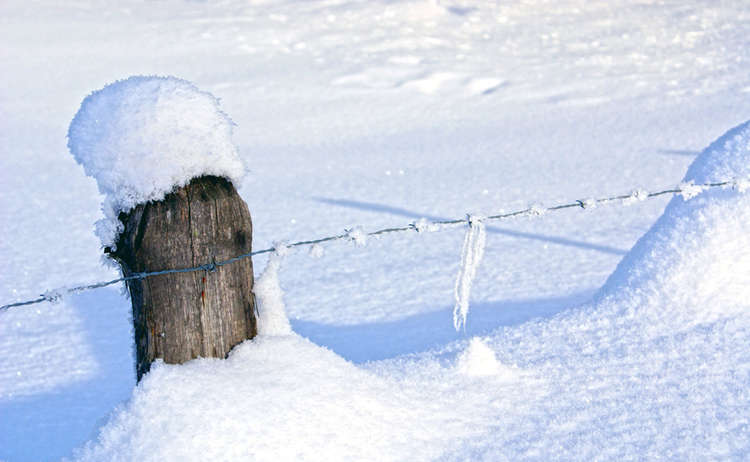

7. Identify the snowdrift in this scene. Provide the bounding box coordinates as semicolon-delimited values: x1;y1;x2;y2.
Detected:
73;121;750;461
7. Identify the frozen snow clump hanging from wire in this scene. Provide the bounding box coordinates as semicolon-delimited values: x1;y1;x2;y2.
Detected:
453;215;486;331
67;75;246;248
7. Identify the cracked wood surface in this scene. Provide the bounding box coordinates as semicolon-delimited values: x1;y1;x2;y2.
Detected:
110;176;257;381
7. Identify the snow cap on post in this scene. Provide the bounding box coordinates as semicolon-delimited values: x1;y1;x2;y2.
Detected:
67;75;245;247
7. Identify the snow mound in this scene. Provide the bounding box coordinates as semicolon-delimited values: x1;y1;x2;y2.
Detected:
73;334;518;462
67;76;245;247
72;334;530;462
72;335;402;461
600;120;750;324
456;337;513;378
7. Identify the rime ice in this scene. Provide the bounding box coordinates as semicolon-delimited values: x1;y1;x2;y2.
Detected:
67;76;246;247
453;216;486;331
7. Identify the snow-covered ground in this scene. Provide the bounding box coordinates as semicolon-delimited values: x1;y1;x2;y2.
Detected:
1;1;749;460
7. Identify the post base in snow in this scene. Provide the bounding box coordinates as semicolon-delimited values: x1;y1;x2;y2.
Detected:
108;175;257;381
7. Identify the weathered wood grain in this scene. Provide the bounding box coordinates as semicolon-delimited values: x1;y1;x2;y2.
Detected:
109;175;256;381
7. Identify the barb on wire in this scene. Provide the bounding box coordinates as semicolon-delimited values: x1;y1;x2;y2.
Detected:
0;179;737;312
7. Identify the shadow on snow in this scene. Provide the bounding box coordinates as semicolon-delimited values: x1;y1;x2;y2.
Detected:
292;291;593;364
314;196;627;256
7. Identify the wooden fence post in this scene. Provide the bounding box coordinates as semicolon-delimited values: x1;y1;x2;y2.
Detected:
108;175;257;381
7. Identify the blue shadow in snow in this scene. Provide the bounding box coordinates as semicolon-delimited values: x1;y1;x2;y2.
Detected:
0;288;135;462
314;197;627;256
292;291;593;364
657;149;700;157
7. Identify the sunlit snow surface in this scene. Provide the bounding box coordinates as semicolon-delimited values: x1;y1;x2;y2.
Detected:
75;122;750;460
1;0;749;460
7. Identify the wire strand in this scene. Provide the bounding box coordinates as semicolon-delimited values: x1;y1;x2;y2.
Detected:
0;180;736;311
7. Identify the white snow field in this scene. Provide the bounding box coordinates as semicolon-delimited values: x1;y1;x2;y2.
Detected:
1;0;749;460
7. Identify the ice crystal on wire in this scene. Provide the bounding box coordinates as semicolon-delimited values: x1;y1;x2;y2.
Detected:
677;181;706;200
581;198;597;209
527;203;546;216
272;241;291;257
346;227;368;246
42;289;63;305
308;244;325;259
624;188;649;205
412;218;439;233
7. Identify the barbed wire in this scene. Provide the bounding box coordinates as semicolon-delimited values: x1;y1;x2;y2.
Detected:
0;179;739;312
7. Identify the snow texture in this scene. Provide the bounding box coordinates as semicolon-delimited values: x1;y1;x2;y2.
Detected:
456;337;508;378
4;0;750;460
601;120;750;307
67;76;245;248
255;252;292;337
452;216;486;331
72;335;416;462
69;120;750;461
733;177;750;193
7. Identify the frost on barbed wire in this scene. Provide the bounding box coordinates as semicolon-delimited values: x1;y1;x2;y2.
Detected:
412;218;440;233
580;198;597;209
6;177;750;312
623;188;648;205
308;243;325;258
346;227;368;246
526;203;546;216
453;215;487;331
67;75;246;249
677;181;706;200
271;240;291;257
41;289;63;305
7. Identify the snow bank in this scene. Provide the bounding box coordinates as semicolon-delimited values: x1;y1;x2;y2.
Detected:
600;119;750;324
67;76;245;247
72;121;750;460
71;334;499;462
72;333;527;462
